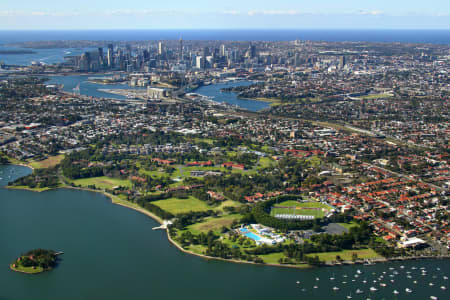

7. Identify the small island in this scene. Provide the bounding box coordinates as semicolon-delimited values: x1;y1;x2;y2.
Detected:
10;249;61;274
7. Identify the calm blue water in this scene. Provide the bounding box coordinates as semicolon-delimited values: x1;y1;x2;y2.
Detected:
46;75;145;100
46;76;269;111
195;81;270;112
0;29;449;44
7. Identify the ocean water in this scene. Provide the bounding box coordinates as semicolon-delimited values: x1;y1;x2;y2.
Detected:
0;29;449;44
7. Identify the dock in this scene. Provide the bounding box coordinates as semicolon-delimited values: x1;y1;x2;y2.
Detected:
152;220;173;230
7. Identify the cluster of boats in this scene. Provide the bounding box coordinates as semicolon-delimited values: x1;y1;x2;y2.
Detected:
295;265;447;299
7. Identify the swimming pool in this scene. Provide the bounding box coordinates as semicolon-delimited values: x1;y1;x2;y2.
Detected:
245;232;262;241
240;228;262;241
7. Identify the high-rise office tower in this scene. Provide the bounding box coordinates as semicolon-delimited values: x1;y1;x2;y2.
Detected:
98;47;104;66
220;44;226;57
250;44;257;58
179;37;183;62
107;44;114;67
158;41;164;56
339;56;346;69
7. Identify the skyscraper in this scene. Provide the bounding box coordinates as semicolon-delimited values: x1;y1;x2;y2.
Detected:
339;56;346;69
107;44;114;67
179;37;183;62
220;44;226;57
98;47;104;66
158;41;164;56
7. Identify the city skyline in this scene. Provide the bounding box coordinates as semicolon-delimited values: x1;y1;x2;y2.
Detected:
0;0;449;30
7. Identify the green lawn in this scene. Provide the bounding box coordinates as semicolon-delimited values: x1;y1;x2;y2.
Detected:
271;200;331;218
187;214;241;234
258;252;310;267
258;252;285;264
360;93;393;100
214;200;242;212
10;264;44;274
71;176;132;190
338;222;359;230
306;249;380;262
28;155;64;169
257;157;274;168
6;185;56;192
186;244;207;255
152;196;212;215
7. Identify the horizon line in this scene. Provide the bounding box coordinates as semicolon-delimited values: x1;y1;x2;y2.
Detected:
1;28;450;31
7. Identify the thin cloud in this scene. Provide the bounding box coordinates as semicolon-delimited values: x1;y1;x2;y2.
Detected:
0;10;79;17
356;10;386;16
247;10;304;16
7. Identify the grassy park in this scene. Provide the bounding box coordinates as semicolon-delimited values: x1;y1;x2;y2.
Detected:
306;248;380;262
28;155;64;169
152;196;212;215
187;214;241;234
71;176;133;190
271;200;331;218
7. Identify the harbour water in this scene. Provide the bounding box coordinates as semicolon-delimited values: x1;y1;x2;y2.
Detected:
1;164;449;300
46;75;270;111
194;81;270;112
46;75;144;100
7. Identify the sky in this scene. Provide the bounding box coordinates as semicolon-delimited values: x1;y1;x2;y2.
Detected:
0;0;449;30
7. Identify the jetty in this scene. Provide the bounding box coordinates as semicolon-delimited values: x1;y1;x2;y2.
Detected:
152;220;173;230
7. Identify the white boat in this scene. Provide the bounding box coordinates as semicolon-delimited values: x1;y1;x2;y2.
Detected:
440;286;446;290
362;280;367;283
357;269;362;274
430;296;438;300
356;289;363;294
443;276;448;280
330;273;335;280
429;283;434;286
316;277;319;281
333;286;339;291
342;281;347;284
393;290;399;295
346;294;352;299
296;281;300;284
370;287;378;292
313;286;318;289
413;281;418;284
405;288;412;293
380;283;386;287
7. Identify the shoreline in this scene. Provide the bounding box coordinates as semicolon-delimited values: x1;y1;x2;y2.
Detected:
3;164;449;270
9;264;45;275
